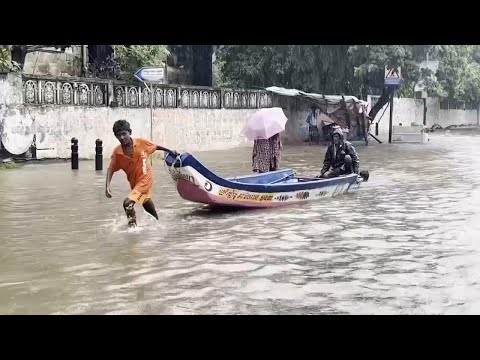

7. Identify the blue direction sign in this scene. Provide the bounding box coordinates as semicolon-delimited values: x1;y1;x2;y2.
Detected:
134;67;165;82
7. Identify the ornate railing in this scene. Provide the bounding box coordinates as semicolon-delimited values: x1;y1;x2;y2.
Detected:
223;89;273;109
21;75;273;110
23;75;109;106
178;86;221;109
112;82;178;108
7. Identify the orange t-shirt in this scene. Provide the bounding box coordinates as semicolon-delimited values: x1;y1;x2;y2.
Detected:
108;138;157;192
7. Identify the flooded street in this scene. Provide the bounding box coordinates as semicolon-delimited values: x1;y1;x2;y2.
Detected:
2;130;480;314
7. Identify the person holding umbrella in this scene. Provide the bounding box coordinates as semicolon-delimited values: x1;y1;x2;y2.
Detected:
242;108;287;173
252;133;282;173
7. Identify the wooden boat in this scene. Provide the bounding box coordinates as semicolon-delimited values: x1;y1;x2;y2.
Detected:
164;152;366;208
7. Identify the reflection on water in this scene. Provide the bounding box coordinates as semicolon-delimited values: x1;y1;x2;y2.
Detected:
1;130;480;314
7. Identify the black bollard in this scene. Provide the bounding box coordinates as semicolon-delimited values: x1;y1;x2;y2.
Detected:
30;134;37;159
30;145;37;159
95;139;103;171
71;137;79;170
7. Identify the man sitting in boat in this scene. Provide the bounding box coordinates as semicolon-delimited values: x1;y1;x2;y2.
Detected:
319;127;359;178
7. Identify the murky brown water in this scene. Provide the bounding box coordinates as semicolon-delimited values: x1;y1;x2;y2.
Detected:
2;129;480;314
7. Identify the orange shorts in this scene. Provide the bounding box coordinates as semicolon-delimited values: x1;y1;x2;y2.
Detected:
128;187;152;205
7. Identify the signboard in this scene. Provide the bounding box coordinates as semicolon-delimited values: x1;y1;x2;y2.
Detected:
384;66;402;86
134;67;165;82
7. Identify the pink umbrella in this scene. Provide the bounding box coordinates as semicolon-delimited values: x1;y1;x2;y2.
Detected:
242;107;288;140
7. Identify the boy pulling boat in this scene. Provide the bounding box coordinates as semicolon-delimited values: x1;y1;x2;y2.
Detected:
105;119;178;228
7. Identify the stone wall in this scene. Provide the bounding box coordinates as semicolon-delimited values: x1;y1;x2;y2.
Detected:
4;70;480;160
23;46;84;77
0;73;273;159
0;105;256;159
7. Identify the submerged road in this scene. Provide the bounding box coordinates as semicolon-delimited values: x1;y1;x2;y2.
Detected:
1;129;479;314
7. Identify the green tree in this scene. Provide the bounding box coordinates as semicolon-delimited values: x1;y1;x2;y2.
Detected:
429;45;480;103
0;46;15;71
215;45;436;118
216;45;352;93
112;45;170;81
348;45;435;118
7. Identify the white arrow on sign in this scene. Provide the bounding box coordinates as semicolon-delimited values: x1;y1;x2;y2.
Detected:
134;67;165;82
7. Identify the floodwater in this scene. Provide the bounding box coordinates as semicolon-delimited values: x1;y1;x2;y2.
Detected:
1;129;480;315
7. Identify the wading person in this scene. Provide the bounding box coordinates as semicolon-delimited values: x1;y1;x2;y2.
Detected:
319;127;359;178
252;133;282;173
105;119;177;228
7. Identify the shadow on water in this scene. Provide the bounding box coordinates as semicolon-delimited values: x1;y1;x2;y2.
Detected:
182;202;310;219
185;205;254;217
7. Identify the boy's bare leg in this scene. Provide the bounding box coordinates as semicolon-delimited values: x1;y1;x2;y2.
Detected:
123;198;137;228
143;199;159;220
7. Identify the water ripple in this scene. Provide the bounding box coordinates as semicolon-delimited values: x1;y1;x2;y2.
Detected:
1;131;480;314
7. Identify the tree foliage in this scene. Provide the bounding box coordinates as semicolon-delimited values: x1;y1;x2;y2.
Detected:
215;44;480;117
348;45;433;96
215;45;352;94
0;46;16;71
2;45;171;82
112;45;170;81
347;45;436;117
429;45;480;103
215;45;436;117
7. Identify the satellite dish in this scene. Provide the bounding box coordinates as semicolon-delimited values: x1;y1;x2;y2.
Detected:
0;115;34;155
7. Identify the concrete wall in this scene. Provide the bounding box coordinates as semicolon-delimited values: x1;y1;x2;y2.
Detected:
273;96;311;144
278;93;480;144
438;108;478;128
0;73;23;106
0;105;256;159
372;98;425;141
371;97;480;142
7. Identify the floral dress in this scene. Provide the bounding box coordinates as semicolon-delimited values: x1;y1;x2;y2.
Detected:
252;133;282;173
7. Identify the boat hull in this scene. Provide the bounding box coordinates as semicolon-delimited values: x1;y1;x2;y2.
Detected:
164;152;360;209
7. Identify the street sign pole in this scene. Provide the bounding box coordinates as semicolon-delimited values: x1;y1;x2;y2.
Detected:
150;82;153;165
150;82;153;144
389;89;394;144
384;66;402;144
134;67;165;165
